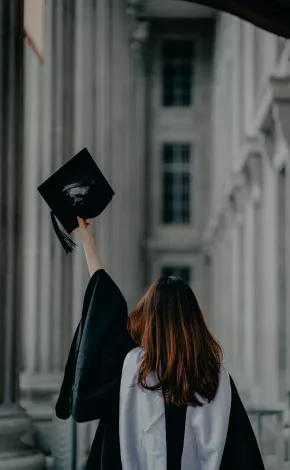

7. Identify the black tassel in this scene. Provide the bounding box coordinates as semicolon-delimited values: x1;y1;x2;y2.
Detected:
50;212;77;254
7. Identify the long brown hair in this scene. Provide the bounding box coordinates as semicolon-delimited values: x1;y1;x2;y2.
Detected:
127;276;223;407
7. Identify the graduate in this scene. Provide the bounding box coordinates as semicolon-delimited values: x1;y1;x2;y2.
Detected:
54;218;266;470
38;149;265;470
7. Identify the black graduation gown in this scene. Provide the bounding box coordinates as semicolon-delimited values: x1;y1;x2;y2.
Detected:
185;0;290;38
55;269;265;470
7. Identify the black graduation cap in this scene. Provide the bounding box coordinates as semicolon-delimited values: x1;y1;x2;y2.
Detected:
37;148;114;254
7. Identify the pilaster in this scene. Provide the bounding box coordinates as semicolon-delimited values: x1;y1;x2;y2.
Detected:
0;0;44;467
130;19;149;295
21;0;77;462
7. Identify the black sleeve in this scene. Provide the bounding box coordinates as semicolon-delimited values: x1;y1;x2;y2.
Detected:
55;269;107;420
220;376;265;470
55;321;81;420
70;269;137;423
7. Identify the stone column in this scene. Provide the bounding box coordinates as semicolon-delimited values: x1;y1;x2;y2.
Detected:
215;232;223;346
110;0;135;307
231;16;242;155
37;0;54;379
232;177;247;397
130;20;149;297
230;200;240;377
223;203;234;373
210;217;222;342
260;153;279;405
210;239;218;339
22;25;43;379
256;77;290;405
269;92;290;405
95;0;113;273
21;1;77;461
245;151;263;404
73;1;97;467
218;216;227;359
72;0;90;335
0;0;44;467
243;22;255;136
242;171;256;401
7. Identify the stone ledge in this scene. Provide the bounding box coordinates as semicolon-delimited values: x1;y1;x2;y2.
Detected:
0;452;44;470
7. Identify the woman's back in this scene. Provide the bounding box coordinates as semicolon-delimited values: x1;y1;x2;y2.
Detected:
120;347;232;470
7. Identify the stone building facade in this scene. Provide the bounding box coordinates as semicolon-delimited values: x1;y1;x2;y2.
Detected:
207;15;290;408
206;15;290;467
2;0;290;468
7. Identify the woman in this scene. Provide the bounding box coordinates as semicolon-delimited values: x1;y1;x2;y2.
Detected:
55;218;265;470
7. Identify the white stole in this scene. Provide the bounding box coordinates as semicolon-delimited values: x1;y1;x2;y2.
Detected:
119;347;231;470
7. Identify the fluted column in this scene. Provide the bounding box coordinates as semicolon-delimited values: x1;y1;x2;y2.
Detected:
22;26;43;379
130;20;149;299
211;240;219;338
223;205;234;373
95;0;113;273
246;152;263;404
243;181;256;400
37;0;54;378
218;218;227;358
215;234;223;345
232;179;247;396
243;22;255;136
60;0;75;368
230;205;240;377
260;154;279;405
21;1;78;464
72;0;94;333
211;221;222;342
0;0;44;467
72;1;97;467
286;164;290;404
110;0;133;305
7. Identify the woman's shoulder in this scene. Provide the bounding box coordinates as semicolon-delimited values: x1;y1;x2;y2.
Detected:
214;364;232;403
123;346;145;367
196;364;231;407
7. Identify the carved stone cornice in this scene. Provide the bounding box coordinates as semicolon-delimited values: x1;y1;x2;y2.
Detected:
246;153;263;204
126;0;146;17
238;136;263;204
130;21;149;59
255;76;290;170
230;172;247;225
203;211;220;247
126;0;146;15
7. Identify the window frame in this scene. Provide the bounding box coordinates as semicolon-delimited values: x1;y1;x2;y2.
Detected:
161;142;192;225
159;36;195;110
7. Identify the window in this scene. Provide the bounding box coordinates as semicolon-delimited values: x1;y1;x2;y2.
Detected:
161;266;191;284
162;143;191;224
161;39;194;107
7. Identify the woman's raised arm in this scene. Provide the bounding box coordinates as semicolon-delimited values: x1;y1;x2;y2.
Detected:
73;216;103;277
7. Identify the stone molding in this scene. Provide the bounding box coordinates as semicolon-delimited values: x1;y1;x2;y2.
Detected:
254;76;290;170
205;136;263;247
126;0;146;17
144;238;204;254
130;20;149;58
238;136;263;204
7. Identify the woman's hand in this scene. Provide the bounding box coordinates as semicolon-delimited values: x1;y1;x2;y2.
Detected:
73;216;103;276
73;216;94;247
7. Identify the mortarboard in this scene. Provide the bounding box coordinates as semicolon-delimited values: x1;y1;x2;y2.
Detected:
37;148;114;254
